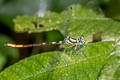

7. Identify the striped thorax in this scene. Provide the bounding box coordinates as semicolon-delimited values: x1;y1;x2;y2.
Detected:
64;35;85;46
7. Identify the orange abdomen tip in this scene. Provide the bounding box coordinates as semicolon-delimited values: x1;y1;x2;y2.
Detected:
4;43;32;48
4;43;16;47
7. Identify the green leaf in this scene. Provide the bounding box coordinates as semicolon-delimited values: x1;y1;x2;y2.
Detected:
0;41;115;79
98;46;120;80
60;5;120;41
13;4;120;42
12;4;104;37
13;14;62;33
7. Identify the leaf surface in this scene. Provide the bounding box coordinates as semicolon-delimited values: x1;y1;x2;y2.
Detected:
0;41;115;80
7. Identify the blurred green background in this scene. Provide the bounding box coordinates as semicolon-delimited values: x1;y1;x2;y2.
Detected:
0;0;119;72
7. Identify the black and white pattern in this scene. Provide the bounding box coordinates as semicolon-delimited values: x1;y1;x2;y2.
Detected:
64;36;85;45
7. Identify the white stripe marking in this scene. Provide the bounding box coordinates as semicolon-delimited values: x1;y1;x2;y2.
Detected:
59;41;63;44
42;43;46;45
69;38;77;43
52;42;56;44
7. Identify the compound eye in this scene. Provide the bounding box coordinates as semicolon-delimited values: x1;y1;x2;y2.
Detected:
80;35;84;39
80;35;85;43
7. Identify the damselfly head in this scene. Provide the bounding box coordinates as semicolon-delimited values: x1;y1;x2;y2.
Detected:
80;35;85;44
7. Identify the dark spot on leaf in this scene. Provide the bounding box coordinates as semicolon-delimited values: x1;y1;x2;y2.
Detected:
23;28;29;32
32;21;44;28
32;21;38;28
39;24;44;27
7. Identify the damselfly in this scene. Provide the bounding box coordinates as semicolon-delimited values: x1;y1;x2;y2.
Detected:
4;35;85;48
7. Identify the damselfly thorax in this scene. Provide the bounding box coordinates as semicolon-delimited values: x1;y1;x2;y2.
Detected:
5;35;85;48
